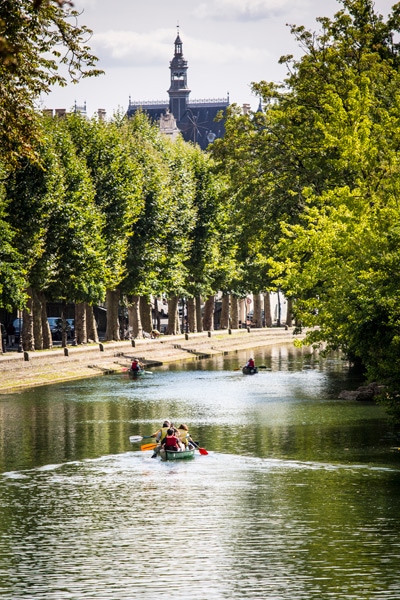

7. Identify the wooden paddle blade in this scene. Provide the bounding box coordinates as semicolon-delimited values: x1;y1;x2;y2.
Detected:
198;447;208;455
141;443;158;451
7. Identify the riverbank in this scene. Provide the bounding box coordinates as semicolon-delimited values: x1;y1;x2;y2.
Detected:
0;326;306;394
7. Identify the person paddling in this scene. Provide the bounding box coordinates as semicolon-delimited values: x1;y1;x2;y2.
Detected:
131;358;143;372
151;420;171;458
162;428;181;452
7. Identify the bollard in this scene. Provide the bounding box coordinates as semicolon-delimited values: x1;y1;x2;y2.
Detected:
99;343;104;352
131;339;135;347
23;351;29;361
228;328;232;335
185;333;189;340
208;331;212;338
64;347;69;356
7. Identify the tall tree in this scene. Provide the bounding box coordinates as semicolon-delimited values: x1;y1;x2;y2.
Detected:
122;113;196;336
0;0;102;169
260;0;400;418
66;113;143;341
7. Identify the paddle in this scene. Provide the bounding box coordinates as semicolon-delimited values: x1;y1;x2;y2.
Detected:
141;442;158;451
129;435;154;443
190;440;208;455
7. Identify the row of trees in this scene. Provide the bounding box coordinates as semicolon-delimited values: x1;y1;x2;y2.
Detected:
211;0;400;419
1;110;243;347
0;1;268;351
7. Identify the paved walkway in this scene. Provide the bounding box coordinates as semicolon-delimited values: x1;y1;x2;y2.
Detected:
0;327;305;394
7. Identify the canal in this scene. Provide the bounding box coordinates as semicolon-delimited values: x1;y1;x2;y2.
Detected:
0;344;399;599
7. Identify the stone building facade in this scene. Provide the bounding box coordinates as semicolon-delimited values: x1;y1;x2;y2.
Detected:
127;30;229;150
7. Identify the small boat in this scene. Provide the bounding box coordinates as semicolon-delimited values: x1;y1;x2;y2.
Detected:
242;366;258;375
160;447;195;461
128;368;145;377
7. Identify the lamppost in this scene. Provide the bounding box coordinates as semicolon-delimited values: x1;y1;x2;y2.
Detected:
18;310;23;352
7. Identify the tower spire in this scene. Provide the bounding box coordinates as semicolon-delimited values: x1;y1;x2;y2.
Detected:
168;28;190;121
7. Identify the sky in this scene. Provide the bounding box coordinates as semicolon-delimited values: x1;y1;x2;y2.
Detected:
43;0;397;118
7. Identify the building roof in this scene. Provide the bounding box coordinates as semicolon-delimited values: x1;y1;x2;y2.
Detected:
127;32;229;150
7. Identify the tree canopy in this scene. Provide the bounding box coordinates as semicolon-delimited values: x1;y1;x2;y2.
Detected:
212;0;400;418
0;0;102;168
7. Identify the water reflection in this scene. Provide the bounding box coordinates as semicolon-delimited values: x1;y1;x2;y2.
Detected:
0;345;399;599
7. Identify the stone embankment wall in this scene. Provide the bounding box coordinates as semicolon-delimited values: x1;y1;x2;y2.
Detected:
0;327;306;394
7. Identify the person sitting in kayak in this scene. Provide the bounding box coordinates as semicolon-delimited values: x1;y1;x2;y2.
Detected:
152;420;171;443
150;420;171;458
177;423;193;449
131;358;143;372
246;357;255;368
162;428;181;452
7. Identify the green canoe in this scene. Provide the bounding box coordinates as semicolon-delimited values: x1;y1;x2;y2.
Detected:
160;447;195;461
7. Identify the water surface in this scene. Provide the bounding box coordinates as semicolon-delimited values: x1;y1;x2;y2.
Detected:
0;345;399;599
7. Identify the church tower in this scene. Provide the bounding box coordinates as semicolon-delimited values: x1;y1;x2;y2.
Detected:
127;29;229;149
168;28;191;122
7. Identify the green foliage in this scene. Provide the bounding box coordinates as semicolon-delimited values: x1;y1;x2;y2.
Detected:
0;0;102;168
0;185;27;310
43;118;106;304
122;113;197;299
262;0;400;419
66;114;143;289
211;0;400;419
5;116;107;306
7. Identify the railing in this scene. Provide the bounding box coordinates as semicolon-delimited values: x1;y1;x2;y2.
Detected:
128;99;168;107
128;97;229;108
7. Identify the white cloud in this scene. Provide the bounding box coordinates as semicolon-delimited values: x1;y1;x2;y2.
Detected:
92;29;172;66
193;0;295;21
91;28;269;68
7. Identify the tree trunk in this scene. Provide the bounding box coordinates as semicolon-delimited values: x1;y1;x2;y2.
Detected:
220;293;230;329
276;289;282;326
187;297;196;332
153;296;161;332
231;296;239;329
106;289;120;341
22;289;35;351
203;295;215;331
253;292;262;328
140;296;152;334
286;297;293;327
264;293;272;328
41;293;52;349
179;298;186;333
166;296;179;335
128;295;142;339
60;300;68;348
239;298;247;328
32;288;43;350
195;296;203;333
86;304;99;342
75;302;87;344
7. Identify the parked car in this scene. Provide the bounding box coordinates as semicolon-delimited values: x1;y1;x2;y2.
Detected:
12;318;22;343
12;317;75;341
47;317;74;340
